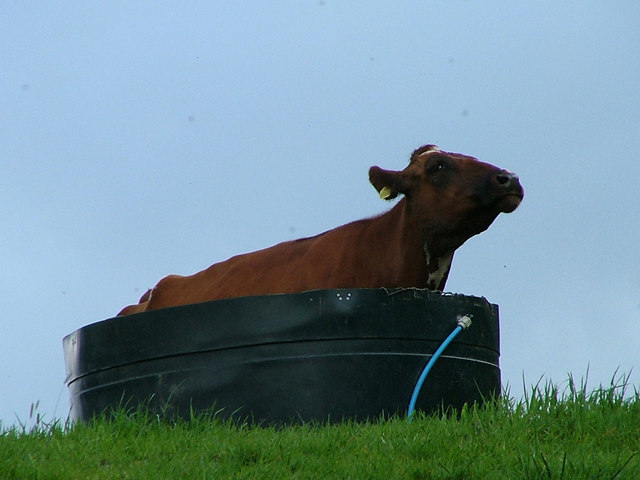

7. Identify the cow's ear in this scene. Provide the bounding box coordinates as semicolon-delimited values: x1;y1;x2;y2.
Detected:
369;166;408;200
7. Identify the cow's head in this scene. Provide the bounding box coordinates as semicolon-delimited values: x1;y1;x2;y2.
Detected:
369;144;523;257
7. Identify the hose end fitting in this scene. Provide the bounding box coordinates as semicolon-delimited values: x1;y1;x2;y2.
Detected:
457;314;472;330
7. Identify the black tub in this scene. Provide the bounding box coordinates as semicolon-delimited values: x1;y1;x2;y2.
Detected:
63;288;500;424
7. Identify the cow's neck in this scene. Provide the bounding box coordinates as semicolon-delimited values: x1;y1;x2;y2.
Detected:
375;200;454;291
423;243;453;291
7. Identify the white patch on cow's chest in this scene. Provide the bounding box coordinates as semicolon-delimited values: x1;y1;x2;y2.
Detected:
423;244;453;291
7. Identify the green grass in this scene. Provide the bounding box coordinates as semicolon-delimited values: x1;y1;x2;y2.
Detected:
2;374;639;480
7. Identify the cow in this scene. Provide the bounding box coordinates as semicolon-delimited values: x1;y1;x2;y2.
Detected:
117;144;523;316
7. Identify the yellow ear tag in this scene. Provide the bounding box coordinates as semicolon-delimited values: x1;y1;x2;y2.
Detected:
379;186;392;199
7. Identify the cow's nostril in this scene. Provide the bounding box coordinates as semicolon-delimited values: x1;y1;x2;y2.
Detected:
496;171;517;186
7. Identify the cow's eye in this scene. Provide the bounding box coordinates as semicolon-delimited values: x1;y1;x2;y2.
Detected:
427;161;447;175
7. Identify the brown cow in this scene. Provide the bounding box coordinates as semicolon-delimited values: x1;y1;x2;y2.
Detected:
117;144;523;316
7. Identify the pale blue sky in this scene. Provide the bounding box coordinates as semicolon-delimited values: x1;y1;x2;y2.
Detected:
2;1;639;427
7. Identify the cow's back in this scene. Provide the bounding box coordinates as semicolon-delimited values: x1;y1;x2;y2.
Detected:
143;217;388;311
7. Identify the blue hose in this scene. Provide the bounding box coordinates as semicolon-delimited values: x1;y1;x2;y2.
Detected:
407;315;472;421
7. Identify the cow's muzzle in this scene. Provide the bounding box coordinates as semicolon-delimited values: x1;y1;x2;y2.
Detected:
495;170;524;213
